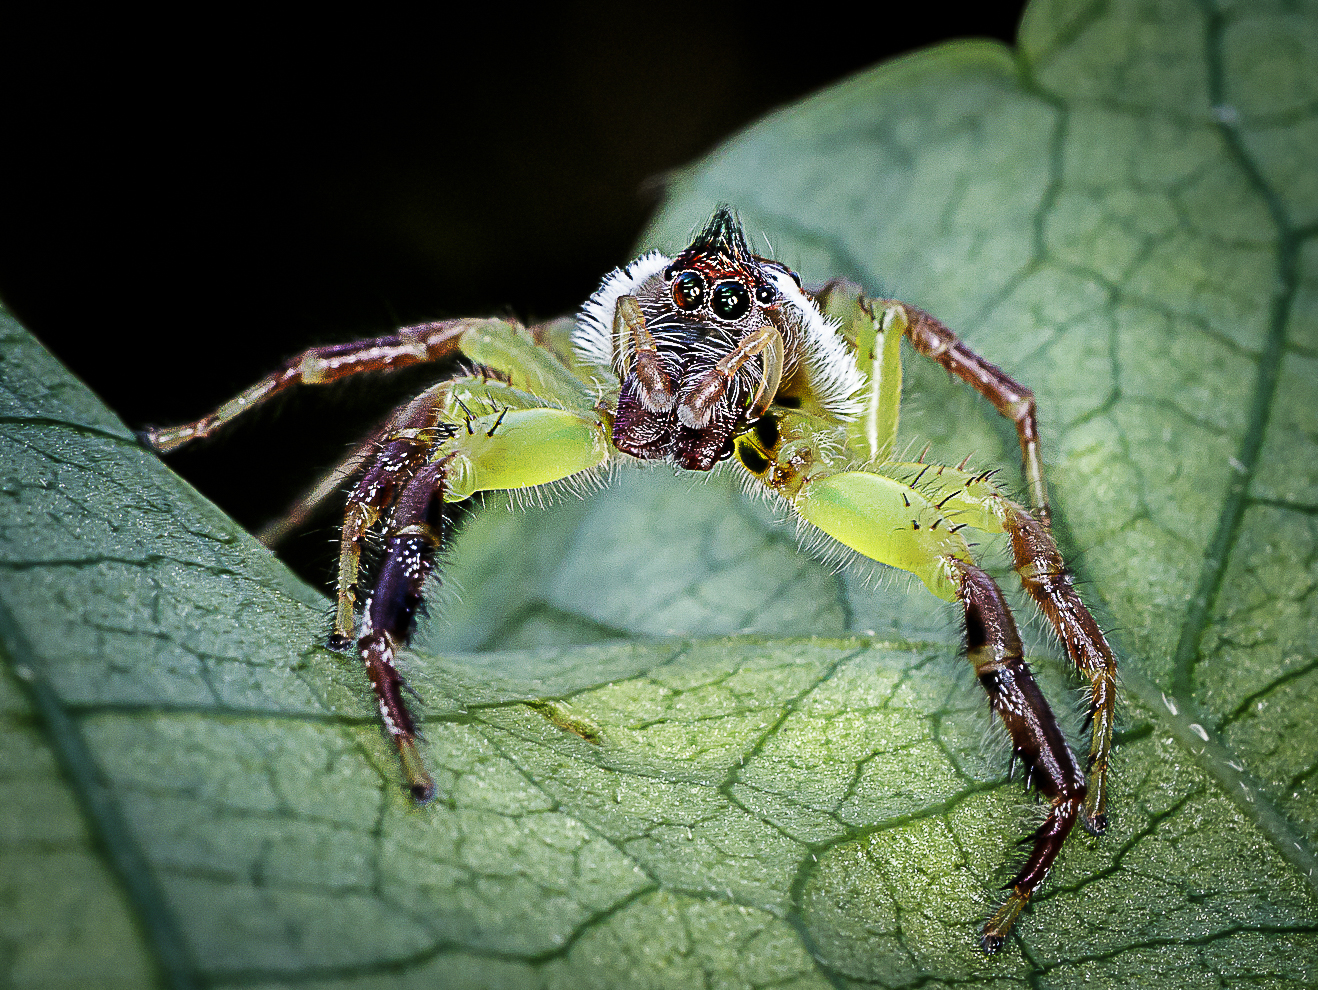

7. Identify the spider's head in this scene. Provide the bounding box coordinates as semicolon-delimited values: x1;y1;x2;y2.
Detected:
607;208;807;470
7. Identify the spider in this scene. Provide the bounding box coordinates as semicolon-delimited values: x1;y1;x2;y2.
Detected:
143;208;1118;952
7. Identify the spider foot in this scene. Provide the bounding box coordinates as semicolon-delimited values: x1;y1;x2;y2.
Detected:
138;423;195;454
398;738;436;803
981;888;1028;954
1082;755;1110;835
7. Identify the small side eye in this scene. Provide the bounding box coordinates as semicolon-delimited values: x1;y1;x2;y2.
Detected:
754;284;776;305
711;281;751;320
672;271;706;310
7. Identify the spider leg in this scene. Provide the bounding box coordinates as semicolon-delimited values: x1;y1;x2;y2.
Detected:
955;560;1085;954
997;495;1116;831
358;457;450;801
815;288;1116;828
350;387;612;800
735;413;1086;951
875;463;1118;833
817;282;1051;526
256;387;448;548
902;306;1049;528
149;314;610;799
329;390;449;647
815;293;906;464
140;319;474;453
256;430;379;549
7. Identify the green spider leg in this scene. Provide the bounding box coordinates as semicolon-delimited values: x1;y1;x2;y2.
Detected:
817;281;1053;525
326;321;613;800
733;287;1117;952
815;285;1116;822
834;286;1117;830
144;318;615;803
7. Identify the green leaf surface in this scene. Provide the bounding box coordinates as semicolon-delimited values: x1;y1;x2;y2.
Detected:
3;1;1317;987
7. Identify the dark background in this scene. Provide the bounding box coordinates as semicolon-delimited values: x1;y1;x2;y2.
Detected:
2;7;1027;587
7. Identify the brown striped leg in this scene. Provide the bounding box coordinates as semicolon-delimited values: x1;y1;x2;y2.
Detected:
953;560;1086;953
357;458;451;802
902;307;1051;528
140;320;471;454
327;397;449;648
257;388;438;548
1001;503;1117;833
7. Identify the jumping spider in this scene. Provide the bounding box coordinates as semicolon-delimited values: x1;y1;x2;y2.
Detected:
144;209;1118;952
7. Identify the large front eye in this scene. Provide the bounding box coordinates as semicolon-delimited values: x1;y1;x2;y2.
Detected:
672;271;705;311
711;280;750;320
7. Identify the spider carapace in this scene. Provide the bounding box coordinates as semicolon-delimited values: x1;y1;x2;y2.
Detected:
145;209;1119;952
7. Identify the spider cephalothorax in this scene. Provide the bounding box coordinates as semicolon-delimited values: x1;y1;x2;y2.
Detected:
577;209;860;470
145;208;1119;953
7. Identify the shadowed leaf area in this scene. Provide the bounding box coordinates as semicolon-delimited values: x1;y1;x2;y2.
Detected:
3;1;1317;986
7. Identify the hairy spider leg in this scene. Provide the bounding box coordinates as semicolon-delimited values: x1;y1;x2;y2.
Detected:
140;319;472;453
1005;506;1116;830
823;293;906;465
901;306;1049;529
147;316;613;800
357;457;450;801
257;387;452;548
734;411;1087;953
955;560;1085;953
358;395;609;798
330;393;449;647
257;427;381;548
327;320;612;798
876;463;1118;829
817;283;1052;527
136;316;483;639
820;283;1116;829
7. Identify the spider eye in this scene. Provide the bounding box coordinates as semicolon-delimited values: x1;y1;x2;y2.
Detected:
671;271;706;310
754;284;776;305
711;280;750;320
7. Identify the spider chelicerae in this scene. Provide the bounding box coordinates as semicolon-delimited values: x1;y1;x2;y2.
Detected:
145;208;1118;952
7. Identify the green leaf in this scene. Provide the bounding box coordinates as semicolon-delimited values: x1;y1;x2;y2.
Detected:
3;1;1318;986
